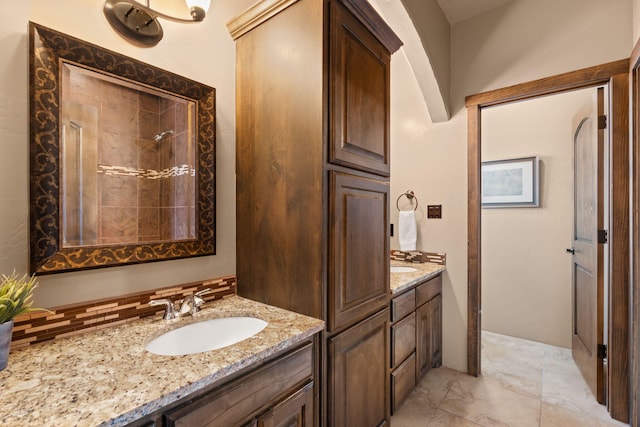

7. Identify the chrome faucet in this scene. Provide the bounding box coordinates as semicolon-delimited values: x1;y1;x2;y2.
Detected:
178;288;211;316
149;288;212;320
148;298;179;320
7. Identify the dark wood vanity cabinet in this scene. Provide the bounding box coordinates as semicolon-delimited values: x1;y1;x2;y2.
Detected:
163;343;314;426
125;340;318;427
389;274;443;413
229;0;400;322
228;0;400;426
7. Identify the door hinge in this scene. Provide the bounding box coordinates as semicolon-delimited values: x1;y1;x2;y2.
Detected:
598;343;607;359
598;115;607;130
598;229;608;244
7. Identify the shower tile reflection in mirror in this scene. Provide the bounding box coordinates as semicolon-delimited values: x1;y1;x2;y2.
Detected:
60;62;197;247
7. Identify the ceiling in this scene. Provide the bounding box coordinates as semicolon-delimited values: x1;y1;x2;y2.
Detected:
436;0;514;24
371;0;517;121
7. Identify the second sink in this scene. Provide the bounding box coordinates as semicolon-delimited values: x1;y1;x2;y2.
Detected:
390;266;418;273
146;317;268;356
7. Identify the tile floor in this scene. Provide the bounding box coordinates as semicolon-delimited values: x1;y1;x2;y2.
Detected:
390;330;629;426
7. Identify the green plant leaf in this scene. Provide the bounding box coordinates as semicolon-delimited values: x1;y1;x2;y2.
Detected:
0;270;48;323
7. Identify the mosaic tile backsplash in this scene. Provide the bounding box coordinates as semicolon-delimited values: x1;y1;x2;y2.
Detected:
11;276;236;349
390;250;446;265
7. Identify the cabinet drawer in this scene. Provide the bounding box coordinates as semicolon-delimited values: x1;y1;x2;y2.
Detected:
391;311;416;368
416;274;442;307
391;352;416;413
391;289;415;323
164;344;313;427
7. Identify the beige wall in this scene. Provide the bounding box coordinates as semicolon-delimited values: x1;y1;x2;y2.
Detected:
481;88;594;349
635;0;640;43
0;0;255;307
390;0;631;371
400;0;451;120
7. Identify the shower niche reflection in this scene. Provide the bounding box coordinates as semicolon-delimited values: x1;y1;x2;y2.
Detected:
61;63;196;247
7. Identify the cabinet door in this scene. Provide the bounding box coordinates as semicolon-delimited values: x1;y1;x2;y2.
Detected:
329;0;391;176
329;309;389;427
416;294;443;380
329;171;389;332
257;382;314;427
429;294;443;369
416;300;431;380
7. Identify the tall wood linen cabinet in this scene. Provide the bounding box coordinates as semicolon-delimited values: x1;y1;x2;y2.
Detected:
228;1;401;425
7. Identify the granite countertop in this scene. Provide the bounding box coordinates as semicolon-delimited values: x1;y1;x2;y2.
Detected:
390;261;446;294
0;295;324;427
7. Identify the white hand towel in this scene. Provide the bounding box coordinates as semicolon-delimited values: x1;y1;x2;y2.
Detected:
399;210;417;252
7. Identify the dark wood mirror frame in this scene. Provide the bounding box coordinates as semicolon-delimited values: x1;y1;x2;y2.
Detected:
29;22;216;274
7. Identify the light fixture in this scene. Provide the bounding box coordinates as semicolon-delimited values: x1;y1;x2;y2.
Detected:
104;0;211;47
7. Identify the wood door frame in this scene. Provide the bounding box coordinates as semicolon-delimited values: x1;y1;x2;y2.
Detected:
465;59;630;422
629;40;640;427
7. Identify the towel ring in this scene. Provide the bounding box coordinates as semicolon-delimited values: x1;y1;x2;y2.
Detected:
396;190;418;211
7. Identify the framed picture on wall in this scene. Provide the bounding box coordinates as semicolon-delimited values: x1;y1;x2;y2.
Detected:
481;156;540;208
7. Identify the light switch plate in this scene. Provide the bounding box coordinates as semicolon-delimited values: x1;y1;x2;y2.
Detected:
427;205;442;219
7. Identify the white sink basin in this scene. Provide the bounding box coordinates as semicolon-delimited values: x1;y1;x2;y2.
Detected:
146;317;268;356
390;266;418;273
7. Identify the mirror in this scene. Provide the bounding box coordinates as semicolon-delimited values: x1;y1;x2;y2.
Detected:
29;22;216;274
